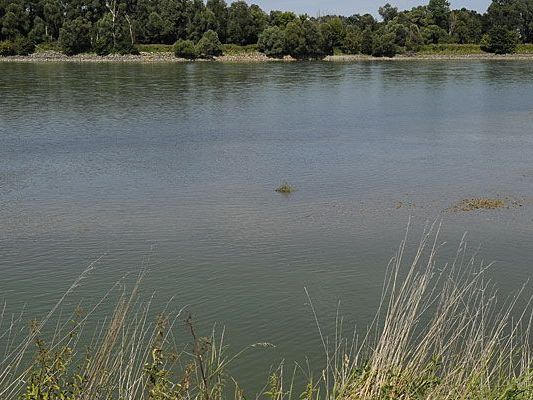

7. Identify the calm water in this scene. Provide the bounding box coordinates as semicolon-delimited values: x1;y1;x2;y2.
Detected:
1;60;533;391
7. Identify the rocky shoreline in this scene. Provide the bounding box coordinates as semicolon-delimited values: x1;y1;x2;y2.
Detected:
2;50;533;63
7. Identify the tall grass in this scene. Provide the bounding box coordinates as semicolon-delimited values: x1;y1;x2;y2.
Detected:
1;223;532;399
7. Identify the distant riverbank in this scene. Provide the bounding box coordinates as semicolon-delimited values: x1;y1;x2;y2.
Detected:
3;50;533;63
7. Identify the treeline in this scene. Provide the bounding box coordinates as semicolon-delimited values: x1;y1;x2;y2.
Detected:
0;0;532;58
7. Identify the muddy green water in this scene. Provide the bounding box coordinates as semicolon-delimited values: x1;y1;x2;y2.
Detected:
1;61;533;392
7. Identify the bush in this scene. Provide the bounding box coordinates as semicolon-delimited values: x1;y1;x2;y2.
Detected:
174;39;198;59
13;37;35;55
372;32;397;57
481;26;519;54
0;38;35;56
361;28;374;55
342;26;362;54
195;29;223;58
59;17;92;55
257;26;286;58
0;40;17;56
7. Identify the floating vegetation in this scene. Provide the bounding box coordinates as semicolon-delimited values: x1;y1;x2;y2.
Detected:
275;182;295;194
449;197;522;212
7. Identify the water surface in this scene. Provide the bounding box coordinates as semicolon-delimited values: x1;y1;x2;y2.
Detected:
1;60;533;391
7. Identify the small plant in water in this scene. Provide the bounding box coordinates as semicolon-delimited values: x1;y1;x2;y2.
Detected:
275;182;295;194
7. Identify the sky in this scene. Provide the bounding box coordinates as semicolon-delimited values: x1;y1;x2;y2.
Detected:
250;1;492;16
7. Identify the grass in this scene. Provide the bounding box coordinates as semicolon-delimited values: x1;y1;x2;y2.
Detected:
418;44;485;55
1;223;532;399
137;44;174;53
221;44;258;55
516;44;533;53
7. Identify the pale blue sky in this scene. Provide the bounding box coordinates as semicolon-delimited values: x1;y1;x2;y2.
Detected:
251;1;492;16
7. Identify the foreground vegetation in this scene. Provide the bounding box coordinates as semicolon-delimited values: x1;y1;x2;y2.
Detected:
1;225;532;399
1;0;533;59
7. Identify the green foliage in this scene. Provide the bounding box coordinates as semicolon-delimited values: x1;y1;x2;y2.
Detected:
320;17;345;53
222;43;257;54
284;19;325;59
227;0;266;45
419;43;483;54
372;31;397;57
137;43;174;53
481;25;520;54
361;27;374;55
0;40;16;56
13;36;35;55
196;29;223;58
379;3;398;23
258;25;286;57
342;26;362;54
0;37;35;56
1;0;533;59
58;17;92;55
174;39;198;59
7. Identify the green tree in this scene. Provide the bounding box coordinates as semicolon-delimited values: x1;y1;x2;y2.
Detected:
206;0;228;42
342;25;362;54
421;24;450;44
1;2;30;39
361;27;374;55
269;10;297;28
227;1;266;45
257;26;286;57
284;19;325;59
481;25;519;54
320;17;345;53
59;17;92;55
379;3;398;22
195;29;222;57
372;30;397;57
427;0;450;29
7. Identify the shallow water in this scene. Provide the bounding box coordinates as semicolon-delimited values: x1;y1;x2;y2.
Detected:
1;60;533;391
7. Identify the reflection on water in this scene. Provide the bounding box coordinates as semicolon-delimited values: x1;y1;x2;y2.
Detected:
1;60;533;391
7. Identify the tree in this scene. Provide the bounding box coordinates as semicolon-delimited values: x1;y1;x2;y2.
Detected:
1;2;30;39
174;38;198;59
342;25;362;54
269;10;297;28
481;25;519;54
195;29;222;57
59;17;92;55
257;25;286;57
372;30;397;57
206;0;228;42
284;19;325;59
361;27;374;55
320;17;345;53
379;3;398;22
227;1;265;45
427;0;450;29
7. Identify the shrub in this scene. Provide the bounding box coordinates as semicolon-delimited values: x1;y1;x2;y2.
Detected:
372;32;397;57
0;40;17;56
361;27;374;55
257;26;286;58
59;17;92;55
13;37;35;55
0;38;35;56
481;26;519;54
195;29;223;58
174;39;198;59
342;26;362;54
